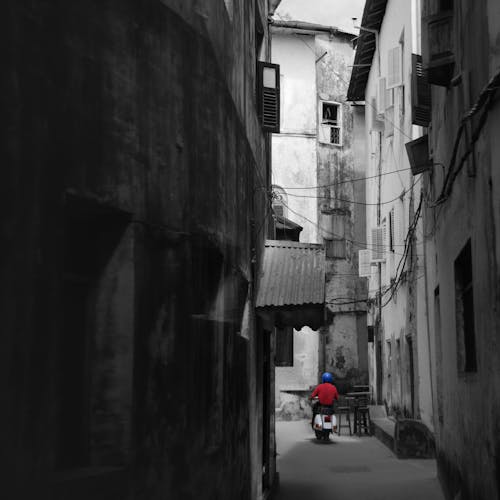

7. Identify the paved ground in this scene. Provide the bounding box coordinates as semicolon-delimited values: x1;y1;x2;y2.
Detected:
275;420;445;500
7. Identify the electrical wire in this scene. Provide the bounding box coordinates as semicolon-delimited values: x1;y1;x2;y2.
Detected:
429;68;500;207
279;199;423;255
282;177;421;205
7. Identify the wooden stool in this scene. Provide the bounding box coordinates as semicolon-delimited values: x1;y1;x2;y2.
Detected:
354;396;371;436
336;397;352;436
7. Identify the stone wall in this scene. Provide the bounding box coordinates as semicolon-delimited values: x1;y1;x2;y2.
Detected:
1;1;274;499
422;0;500;497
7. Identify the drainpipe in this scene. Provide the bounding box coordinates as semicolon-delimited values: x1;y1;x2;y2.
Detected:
377;132;382;405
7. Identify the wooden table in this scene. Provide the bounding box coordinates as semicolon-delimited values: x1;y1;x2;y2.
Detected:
346;391;371;398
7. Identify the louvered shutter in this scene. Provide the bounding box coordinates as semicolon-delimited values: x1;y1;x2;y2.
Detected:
377;78;386;115
389;208;395;252
387;46;403;89
359;249;372;277
371;226;386;262
394;202;404;247
411;54;431;126
371;98;384;131
258;62;280;133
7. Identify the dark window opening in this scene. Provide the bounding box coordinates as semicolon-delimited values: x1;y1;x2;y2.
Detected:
275;327;293;366
454;239;477;373
322;102;339;125
367;326;374;343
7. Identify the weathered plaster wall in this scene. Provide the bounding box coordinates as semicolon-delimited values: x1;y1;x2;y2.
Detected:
275;328;320;402
0;1;274;499
271;33;318;244
271;32;320;413
316;33;369;391
422;1;500;497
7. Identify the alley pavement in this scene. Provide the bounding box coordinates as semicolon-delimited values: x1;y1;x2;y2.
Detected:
275;420;445;500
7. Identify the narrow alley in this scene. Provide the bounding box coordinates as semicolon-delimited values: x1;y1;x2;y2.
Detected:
2;0;500;499
275;421;444;500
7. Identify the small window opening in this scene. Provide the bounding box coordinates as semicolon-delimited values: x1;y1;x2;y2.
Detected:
322;102;339;125
320;101;342;146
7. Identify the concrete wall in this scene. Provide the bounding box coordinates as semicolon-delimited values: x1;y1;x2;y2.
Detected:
315;33;369;391
271;33;320;411
421;0;500;497
0;1;275;499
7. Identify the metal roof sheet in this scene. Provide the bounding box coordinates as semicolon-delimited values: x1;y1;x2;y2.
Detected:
346;0;388;101
256;240;325;308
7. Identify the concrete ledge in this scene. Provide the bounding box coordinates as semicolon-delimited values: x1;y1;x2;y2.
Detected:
371;415;436;459
371;417;396;452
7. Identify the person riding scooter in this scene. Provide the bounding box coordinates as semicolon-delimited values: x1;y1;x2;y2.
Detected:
309;372;339;431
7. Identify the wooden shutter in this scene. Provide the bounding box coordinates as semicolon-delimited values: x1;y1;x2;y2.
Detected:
377;78;386;115
387;46;402;89
371;226;386;262
258;62;280;133
359;249;372;277
411;54;431;126
371;98;384;132
389;208;395;252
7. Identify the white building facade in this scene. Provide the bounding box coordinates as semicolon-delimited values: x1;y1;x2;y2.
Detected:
348;0;434;429
271;19;368;415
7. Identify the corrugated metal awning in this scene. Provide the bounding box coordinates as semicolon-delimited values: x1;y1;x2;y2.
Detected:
256;240;325;330
346;0;388;101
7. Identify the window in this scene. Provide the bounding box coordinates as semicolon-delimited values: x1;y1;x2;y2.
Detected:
319;101;342;146
387;46;403;89
257;62;280;133
275;327;293;366
367;325;375;343
455;239;477;373
322;102;339;125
